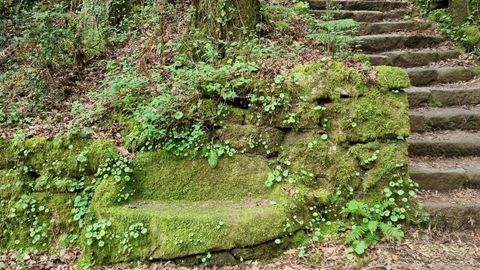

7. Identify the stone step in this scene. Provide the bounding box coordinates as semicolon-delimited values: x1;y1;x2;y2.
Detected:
408;130;480;157
96;198;297;261
419;189;480;230
410;157;480;191
406;85;480;108
410;106;480;132
309;0;410;11
357;34;446;53
358;21;432;35
313;9;409;22
406;66;479;87
369;48;461;68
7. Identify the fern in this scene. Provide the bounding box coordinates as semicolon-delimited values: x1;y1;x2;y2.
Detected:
345;224;367;244
379;223;404;240
307;18;357;55
341;200;370;217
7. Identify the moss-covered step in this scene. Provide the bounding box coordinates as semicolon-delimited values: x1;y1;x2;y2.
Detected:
309;0;409;11
90;198;298;262
406;85;480;108
368;48;461;68
358;21;432;35
88;151;306;263
316;9;409;22
410;106;480;132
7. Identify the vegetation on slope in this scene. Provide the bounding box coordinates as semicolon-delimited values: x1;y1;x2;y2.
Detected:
0;0;423;267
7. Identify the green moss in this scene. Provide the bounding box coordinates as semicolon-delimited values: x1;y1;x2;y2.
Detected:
349;141;409;191
458;25;480;50
375;66;411;91
214;125;283;156
0;170;32;199
272;100;323;130
1;137;118;177
0;139;11;169
282;131;361;192
289;61;370;101
129;151;271;201
196;99;218;120
217;106;252;126
0;58;412;264
351;54;371;64
89;199;297;262
0;192;75;251
328;92;410;143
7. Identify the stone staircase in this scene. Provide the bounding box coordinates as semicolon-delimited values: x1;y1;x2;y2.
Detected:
311;0;480;230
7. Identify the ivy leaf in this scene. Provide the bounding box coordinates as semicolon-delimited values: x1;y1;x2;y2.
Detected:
208;150;219;169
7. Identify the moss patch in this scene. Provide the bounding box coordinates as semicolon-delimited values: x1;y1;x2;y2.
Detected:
349;141;409;191
375;66;411;91
214;125;283;156
130;151;272;201
90;199;296;262
328;92;410;143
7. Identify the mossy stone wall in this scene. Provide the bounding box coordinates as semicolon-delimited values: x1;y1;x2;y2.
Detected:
0;61;412;264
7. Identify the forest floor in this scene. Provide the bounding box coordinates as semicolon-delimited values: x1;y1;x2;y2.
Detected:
1;228;479;270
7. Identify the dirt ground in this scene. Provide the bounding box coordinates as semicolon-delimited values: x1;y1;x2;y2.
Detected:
1;228;479;270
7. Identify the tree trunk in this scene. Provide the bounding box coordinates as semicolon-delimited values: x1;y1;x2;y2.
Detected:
79;0;141;56
192;0;259;41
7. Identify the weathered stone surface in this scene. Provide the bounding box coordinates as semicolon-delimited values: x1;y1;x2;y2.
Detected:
406;66;479;86
406;85;480;108
358;21;432;35
368;49;461;68
430;86;480;107
405;86;432;108
357;34;446;53
408;130;480;157
313;9;408;22
409;107;480;132
92;198;297;261
410;166;467;191
422;201;480;229
406;68;438;86
309;0;409;11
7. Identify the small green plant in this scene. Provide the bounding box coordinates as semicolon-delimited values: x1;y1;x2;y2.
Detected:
120;223;148;255
85;219;112;248
307;2;357;56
